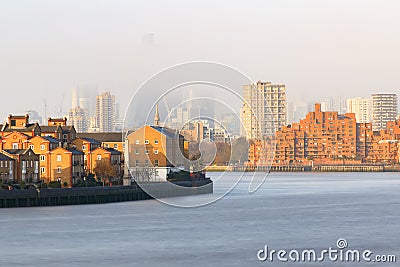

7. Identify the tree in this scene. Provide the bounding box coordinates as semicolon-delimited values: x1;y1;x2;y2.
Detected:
213;143;231;165
231;137;249;164
188;142;201;161
93;159;116;185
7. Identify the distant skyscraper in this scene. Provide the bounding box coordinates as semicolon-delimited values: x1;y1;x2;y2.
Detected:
68;106;89;133
68;86;90;132
320;101;328;112
79;97;89;112
293;104;307;123
95;92;117;132
287;101;295;125
71;86;79;108
372;93;398;131
25;110;42;124
88;117;100;133
241;81;286;139
346;97;371;123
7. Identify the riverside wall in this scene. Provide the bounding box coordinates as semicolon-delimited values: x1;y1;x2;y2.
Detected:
0;180;213;208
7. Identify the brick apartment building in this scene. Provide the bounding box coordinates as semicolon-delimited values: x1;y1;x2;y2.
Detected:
248;103;400;166
0;114;123;186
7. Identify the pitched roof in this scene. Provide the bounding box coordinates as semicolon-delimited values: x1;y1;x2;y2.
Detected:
81;137;101;144
77;132;123;142
40;125;59;132
0;153;13;161
104;148;121;155
62;126;75;133
3;148;32;155
0;123;39;132
151;126;183;139
3;131;29;138
42;136;60;143
41;125;75;133
67;148;84;155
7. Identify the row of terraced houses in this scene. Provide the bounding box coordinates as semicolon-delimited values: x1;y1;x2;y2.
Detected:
248;103;400;166
0;114;124;186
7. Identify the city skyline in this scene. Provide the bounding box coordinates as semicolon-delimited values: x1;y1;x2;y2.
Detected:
1;1;400;118
1;85;399;133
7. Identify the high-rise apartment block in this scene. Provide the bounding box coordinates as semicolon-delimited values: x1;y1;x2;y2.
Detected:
372;94;397;131
68;86;90;133
95;92;117;132
241;81;286;139
346;97;371;123
68;106;89;133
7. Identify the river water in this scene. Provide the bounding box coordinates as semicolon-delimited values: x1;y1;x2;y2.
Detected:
0;172;399;267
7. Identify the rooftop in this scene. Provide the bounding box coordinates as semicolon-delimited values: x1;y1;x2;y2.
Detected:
104;148;121;155
151;126;182;139
0;153;13;161
77;132;123;142
3;148;32;155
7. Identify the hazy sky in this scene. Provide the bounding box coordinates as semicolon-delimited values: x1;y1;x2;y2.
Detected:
1;0;399;120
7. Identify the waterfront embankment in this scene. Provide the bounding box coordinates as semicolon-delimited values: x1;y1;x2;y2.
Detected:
0;180;213;208
206;164;400;172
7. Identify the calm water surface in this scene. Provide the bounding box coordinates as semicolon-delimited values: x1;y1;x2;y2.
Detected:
0;172;399;267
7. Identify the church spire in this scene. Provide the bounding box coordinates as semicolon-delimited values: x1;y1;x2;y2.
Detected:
154;103;160;126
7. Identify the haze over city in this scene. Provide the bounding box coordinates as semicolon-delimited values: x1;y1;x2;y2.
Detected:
1;0;400;120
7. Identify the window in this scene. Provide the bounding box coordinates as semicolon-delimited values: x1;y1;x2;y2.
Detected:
154;150;159;155
135;140;139;144
57;155;62;162
145;140;149;144
40;155;45;161
41;167;45;173
84;155;87;160
0;161;3;167
114;144;118;149
12;143;18;149
154;160;159;167
10;120;16;126
30;160;33;168
154;140;159;144
104;143;109;148
145;150;149;154
135;160;139;167
135;149;139;155
4;161;7;167
40;144;45;150
57;167;62;173
82;145;87;150
97;155;101;161
145;160;149;167
30;145;34;150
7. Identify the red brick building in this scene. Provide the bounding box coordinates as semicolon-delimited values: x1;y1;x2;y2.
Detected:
248;103;400;166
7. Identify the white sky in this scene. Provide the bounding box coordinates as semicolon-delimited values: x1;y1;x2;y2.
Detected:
1;0;399;119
